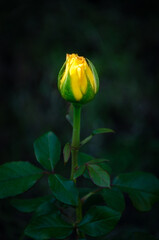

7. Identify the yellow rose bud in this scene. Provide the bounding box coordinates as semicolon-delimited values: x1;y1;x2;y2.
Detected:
58;53;99;104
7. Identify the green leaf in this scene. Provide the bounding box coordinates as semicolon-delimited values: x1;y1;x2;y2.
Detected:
74;165;86;179
78;153;111;180
11;195;54;213
78;152;93;166
87;164;110;188
0;162;43;199
78;152;94;179
97;162;112;175
92;128;115;135
88;159;112;174
78;206;121;237
34;131;61;171
34;199;58;217
83;168;90;179
25;213;73;239
80;128;115;147
113;171;159;211
48;174;79;206
101;187;125;212
63;142;71;164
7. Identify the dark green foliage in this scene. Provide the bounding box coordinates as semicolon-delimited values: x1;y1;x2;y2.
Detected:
0;132;158;240
96;162;112;174
87;164;110;187
113;172;159;211
48;174;79;206
101;187;125;212
25;213;73;239
76;152;111;186
78;206;121;237
78;152;94;165
74;164;86;179
10;195;54;213
34;131;61;171
33;198;58;217
0;162;43;199
1;127;159;240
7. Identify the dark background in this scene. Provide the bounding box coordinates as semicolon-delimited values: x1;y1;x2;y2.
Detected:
0;0;159;239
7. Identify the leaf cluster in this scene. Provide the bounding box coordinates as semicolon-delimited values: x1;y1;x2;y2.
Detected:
0;131;159;239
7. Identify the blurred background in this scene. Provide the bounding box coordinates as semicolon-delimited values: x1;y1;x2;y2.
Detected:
0;0;159;239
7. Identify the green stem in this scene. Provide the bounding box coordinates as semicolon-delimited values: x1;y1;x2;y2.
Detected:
70;104;81;181
70;104;85;239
